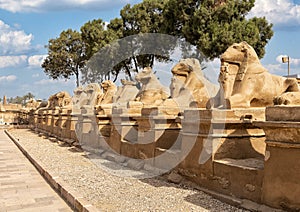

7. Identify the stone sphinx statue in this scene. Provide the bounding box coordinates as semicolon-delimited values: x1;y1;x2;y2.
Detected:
168;58;218;108
210;41;299;108
97;80;117;105
83;83;103;107
134;67;169;106
72;83;102;114
113;79;139;105
95;80;118;115
46;91;72;109
72;86;84;107
25;98;42;110
159;58;218;115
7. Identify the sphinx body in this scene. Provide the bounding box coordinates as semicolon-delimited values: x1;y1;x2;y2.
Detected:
170;58;218;108
160;58;218;115
134;67;170;106
211;41;299;108
95;80;118;115
113;79;139;105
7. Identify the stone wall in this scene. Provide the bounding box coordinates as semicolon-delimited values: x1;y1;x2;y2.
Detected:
0;103;24;125
27;103;300;210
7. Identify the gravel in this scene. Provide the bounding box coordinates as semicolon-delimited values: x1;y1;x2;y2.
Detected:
9;128;248;212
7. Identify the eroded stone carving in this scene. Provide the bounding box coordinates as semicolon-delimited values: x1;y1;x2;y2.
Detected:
113;79;139;104
95;80;118;115
274;92;300;105
97;80;117;105
72;83;102;115
72;86;84;107
81;83;102;107
213;41;299;108
47;91;72;109
134;67;169;106
169;58;218;108
25;98;42;109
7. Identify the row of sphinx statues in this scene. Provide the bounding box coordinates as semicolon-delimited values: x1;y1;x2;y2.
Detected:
27;41;300;114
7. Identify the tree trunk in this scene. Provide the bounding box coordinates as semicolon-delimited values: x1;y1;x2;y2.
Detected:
150;54;155;68
133;56;139;73
75;70;79;87
113;71;119;82
124;62;134;81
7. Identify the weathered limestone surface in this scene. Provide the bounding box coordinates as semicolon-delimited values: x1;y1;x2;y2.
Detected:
255;106;300;210
134;67;169;106
180;108;266;203
170;58;218;107
25;98;43;110
161;58;218;115
96;80;117;115
113;79;139;106
46;91;72;109
274;91;300;106
211;41;299;108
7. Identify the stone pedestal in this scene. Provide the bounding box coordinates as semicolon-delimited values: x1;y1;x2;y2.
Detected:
69;116;79;142
75;106;100;151
45;110;52;132
35;111;43;129
110;107;139;155
255;106;300;210
60;109;72;140
109;106;182;170
52;110;62;137
96;114;112;151
180;108;266;202
135;107;182;169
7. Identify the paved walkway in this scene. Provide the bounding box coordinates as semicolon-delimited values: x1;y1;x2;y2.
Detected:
0;130;72;212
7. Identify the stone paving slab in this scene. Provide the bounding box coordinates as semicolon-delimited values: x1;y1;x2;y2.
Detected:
0;130;73;212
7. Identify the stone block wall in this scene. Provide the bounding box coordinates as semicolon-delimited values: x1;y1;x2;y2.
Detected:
255;106;300;210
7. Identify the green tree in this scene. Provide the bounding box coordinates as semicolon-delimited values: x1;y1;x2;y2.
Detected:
10;96;24;105
81;19;108;59
42;29;86;87
23;92;35;102
82;0;173;84
120;0;171;71
80;18;127;83
163;0;273;59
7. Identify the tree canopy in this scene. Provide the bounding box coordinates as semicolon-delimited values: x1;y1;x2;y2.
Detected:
42;29;86;87
42;0;274;86
8;92;35;106
163;0;273;59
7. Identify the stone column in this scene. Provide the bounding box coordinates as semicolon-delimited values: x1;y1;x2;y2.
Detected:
255;106;300;210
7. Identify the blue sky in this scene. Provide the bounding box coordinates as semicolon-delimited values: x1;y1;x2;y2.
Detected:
0;0;300;100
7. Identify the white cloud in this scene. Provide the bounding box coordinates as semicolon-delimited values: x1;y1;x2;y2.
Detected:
32;73;40;78
28;55;47;67
34;78;72;85
276;55;300;66
0;20;33;55
0;55;28;68
0;75;17;82
248;0;300;28
0;54;48;69
0;0;138;13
